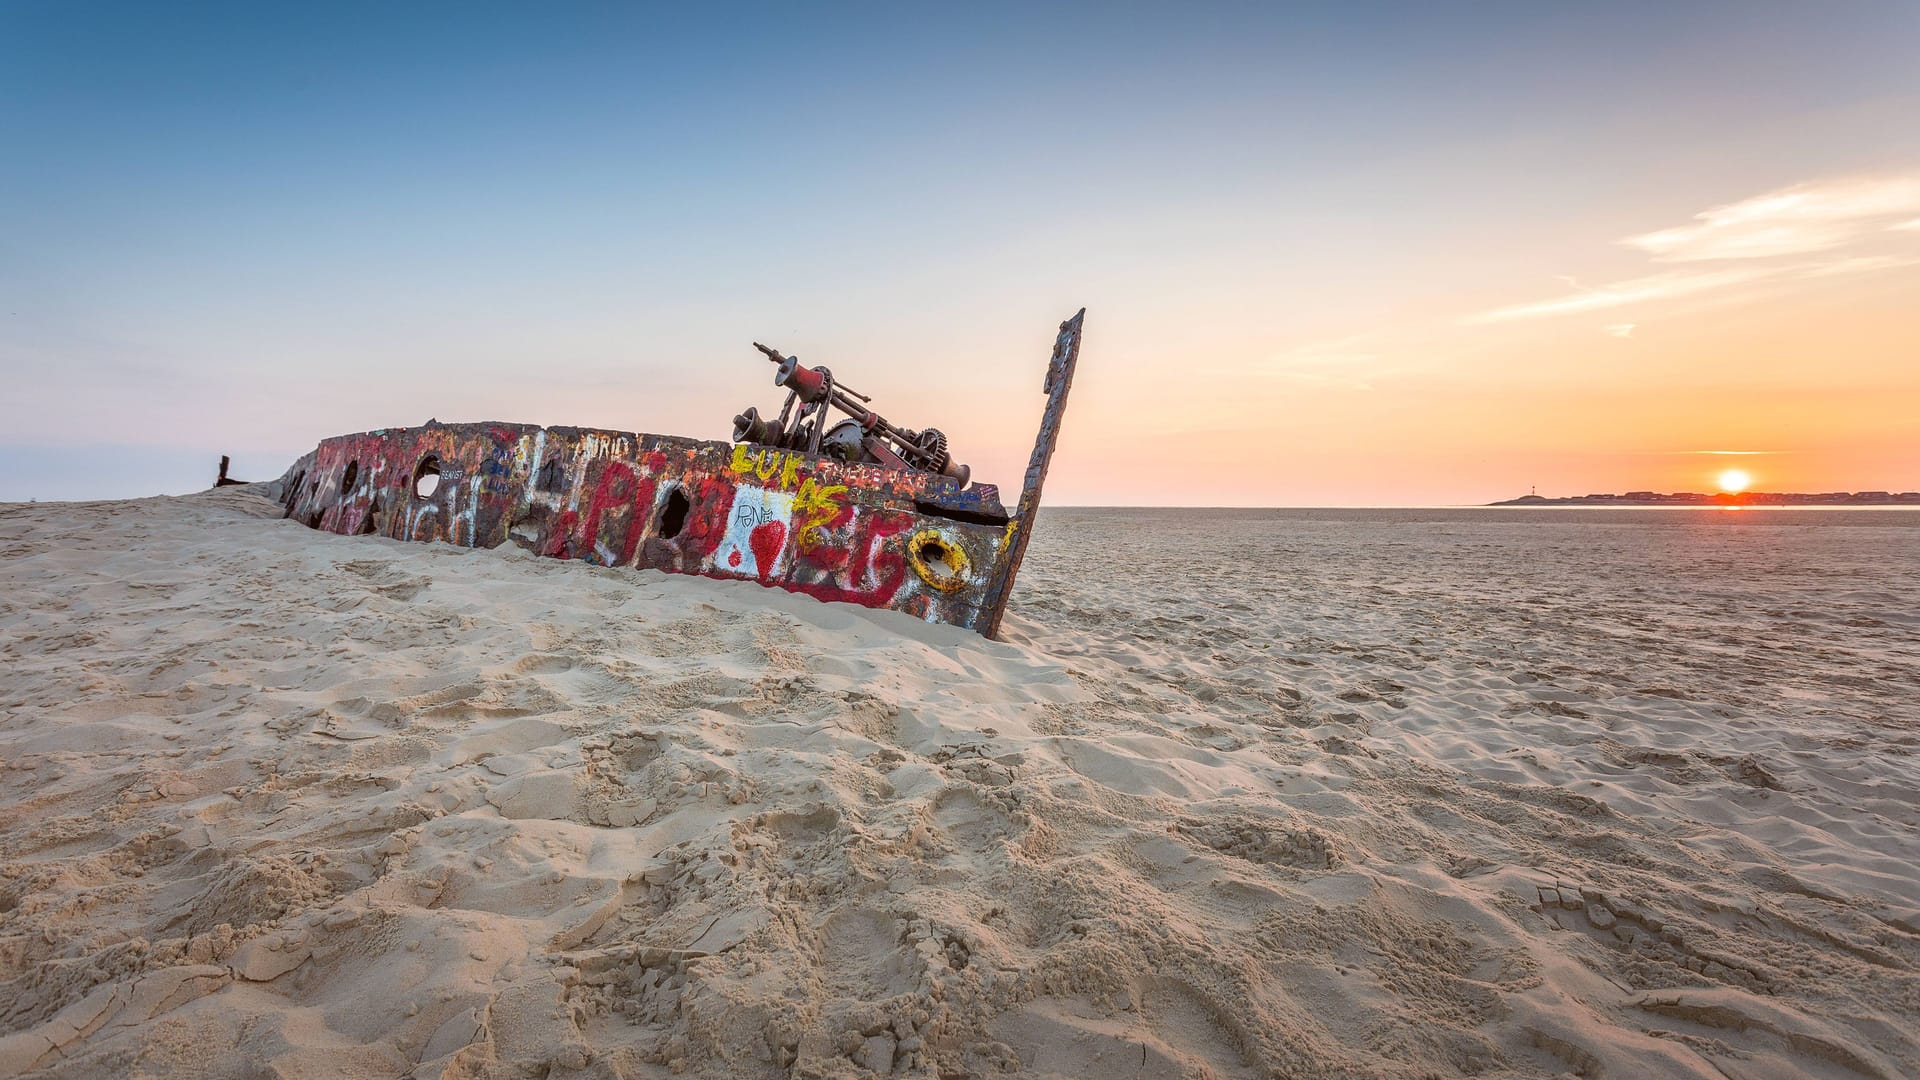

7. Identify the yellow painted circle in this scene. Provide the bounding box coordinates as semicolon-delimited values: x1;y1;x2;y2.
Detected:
908;529;972;593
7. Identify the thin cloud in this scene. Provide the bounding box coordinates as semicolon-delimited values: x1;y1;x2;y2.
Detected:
1619;449;1792;456
1470;172;1920;325
1470;243;1919;325
1257;353;1385;391
1235;335;1398;391
1799;253;1920;277
1467;266;1782;324
1624;174;1920;261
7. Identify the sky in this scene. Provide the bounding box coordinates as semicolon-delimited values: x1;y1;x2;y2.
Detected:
3;1;1917;505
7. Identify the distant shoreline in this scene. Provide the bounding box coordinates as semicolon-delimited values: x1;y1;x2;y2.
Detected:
1489;491;1920;507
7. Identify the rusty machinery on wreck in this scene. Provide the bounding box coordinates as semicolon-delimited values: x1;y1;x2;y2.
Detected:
731;343;972;487
261;310;1084;638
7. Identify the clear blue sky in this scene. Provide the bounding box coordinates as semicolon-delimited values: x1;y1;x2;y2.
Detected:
5;2;1917;502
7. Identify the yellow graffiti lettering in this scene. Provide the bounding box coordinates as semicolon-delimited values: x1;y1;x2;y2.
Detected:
730;445;808;493
793;477;848;550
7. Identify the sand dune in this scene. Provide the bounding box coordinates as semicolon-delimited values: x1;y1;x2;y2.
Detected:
1;494;1916;1078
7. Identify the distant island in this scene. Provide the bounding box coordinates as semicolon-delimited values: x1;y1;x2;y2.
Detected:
1491;490;1920;506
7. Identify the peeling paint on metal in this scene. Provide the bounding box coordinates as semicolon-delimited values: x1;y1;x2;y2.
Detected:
268;312;1083;637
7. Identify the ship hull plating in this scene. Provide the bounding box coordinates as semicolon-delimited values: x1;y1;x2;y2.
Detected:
272;311;1084;636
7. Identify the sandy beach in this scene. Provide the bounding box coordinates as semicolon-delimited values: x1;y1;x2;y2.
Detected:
1;491;1915;1079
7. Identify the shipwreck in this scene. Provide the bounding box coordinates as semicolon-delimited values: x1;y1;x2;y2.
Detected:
265;310;1084;637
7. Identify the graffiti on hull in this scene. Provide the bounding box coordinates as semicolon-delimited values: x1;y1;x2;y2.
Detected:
276;425;1001;629
269;311;1084;637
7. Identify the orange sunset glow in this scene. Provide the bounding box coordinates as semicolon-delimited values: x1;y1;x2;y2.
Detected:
4;9;1920;1078
3;5;1917;505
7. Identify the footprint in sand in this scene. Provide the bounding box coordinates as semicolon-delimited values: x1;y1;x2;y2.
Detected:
989;976;1257;1080
752;804;842;845
511;652;576;674
1177;818;1344;871
929;787;1016;854
817;907;916;1000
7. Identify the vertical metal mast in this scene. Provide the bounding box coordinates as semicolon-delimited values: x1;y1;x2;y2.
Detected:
981;308;1085;639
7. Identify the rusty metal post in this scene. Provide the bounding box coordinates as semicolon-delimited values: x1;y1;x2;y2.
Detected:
214;455;246;487
980;309;1085;639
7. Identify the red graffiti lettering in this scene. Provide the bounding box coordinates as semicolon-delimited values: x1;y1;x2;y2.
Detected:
581;462;647;566
681;475;737;560
783;510;911;608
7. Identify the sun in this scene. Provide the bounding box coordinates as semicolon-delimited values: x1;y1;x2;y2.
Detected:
1717;468;1753;494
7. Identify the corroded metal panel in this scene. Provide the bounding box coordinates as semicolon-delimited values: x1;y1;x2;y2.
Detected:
276;425;1011;631
269;311;1083;637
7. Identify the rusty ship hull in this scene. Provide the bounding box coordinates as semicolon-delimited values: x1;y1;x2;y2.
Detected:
270;311;1083;637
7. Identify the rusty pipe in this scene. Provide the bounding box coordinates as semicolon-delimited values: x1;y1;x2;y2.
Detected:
753;344;968;484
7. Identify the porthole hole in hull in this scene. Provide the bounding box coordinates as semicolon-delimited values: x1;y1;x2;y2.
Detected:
908;530;971;593
414;455;442;500
657;487;690;540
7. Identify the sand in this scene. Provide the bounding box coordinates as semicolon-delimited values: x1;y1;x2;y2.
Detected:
1;493;1915;1079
